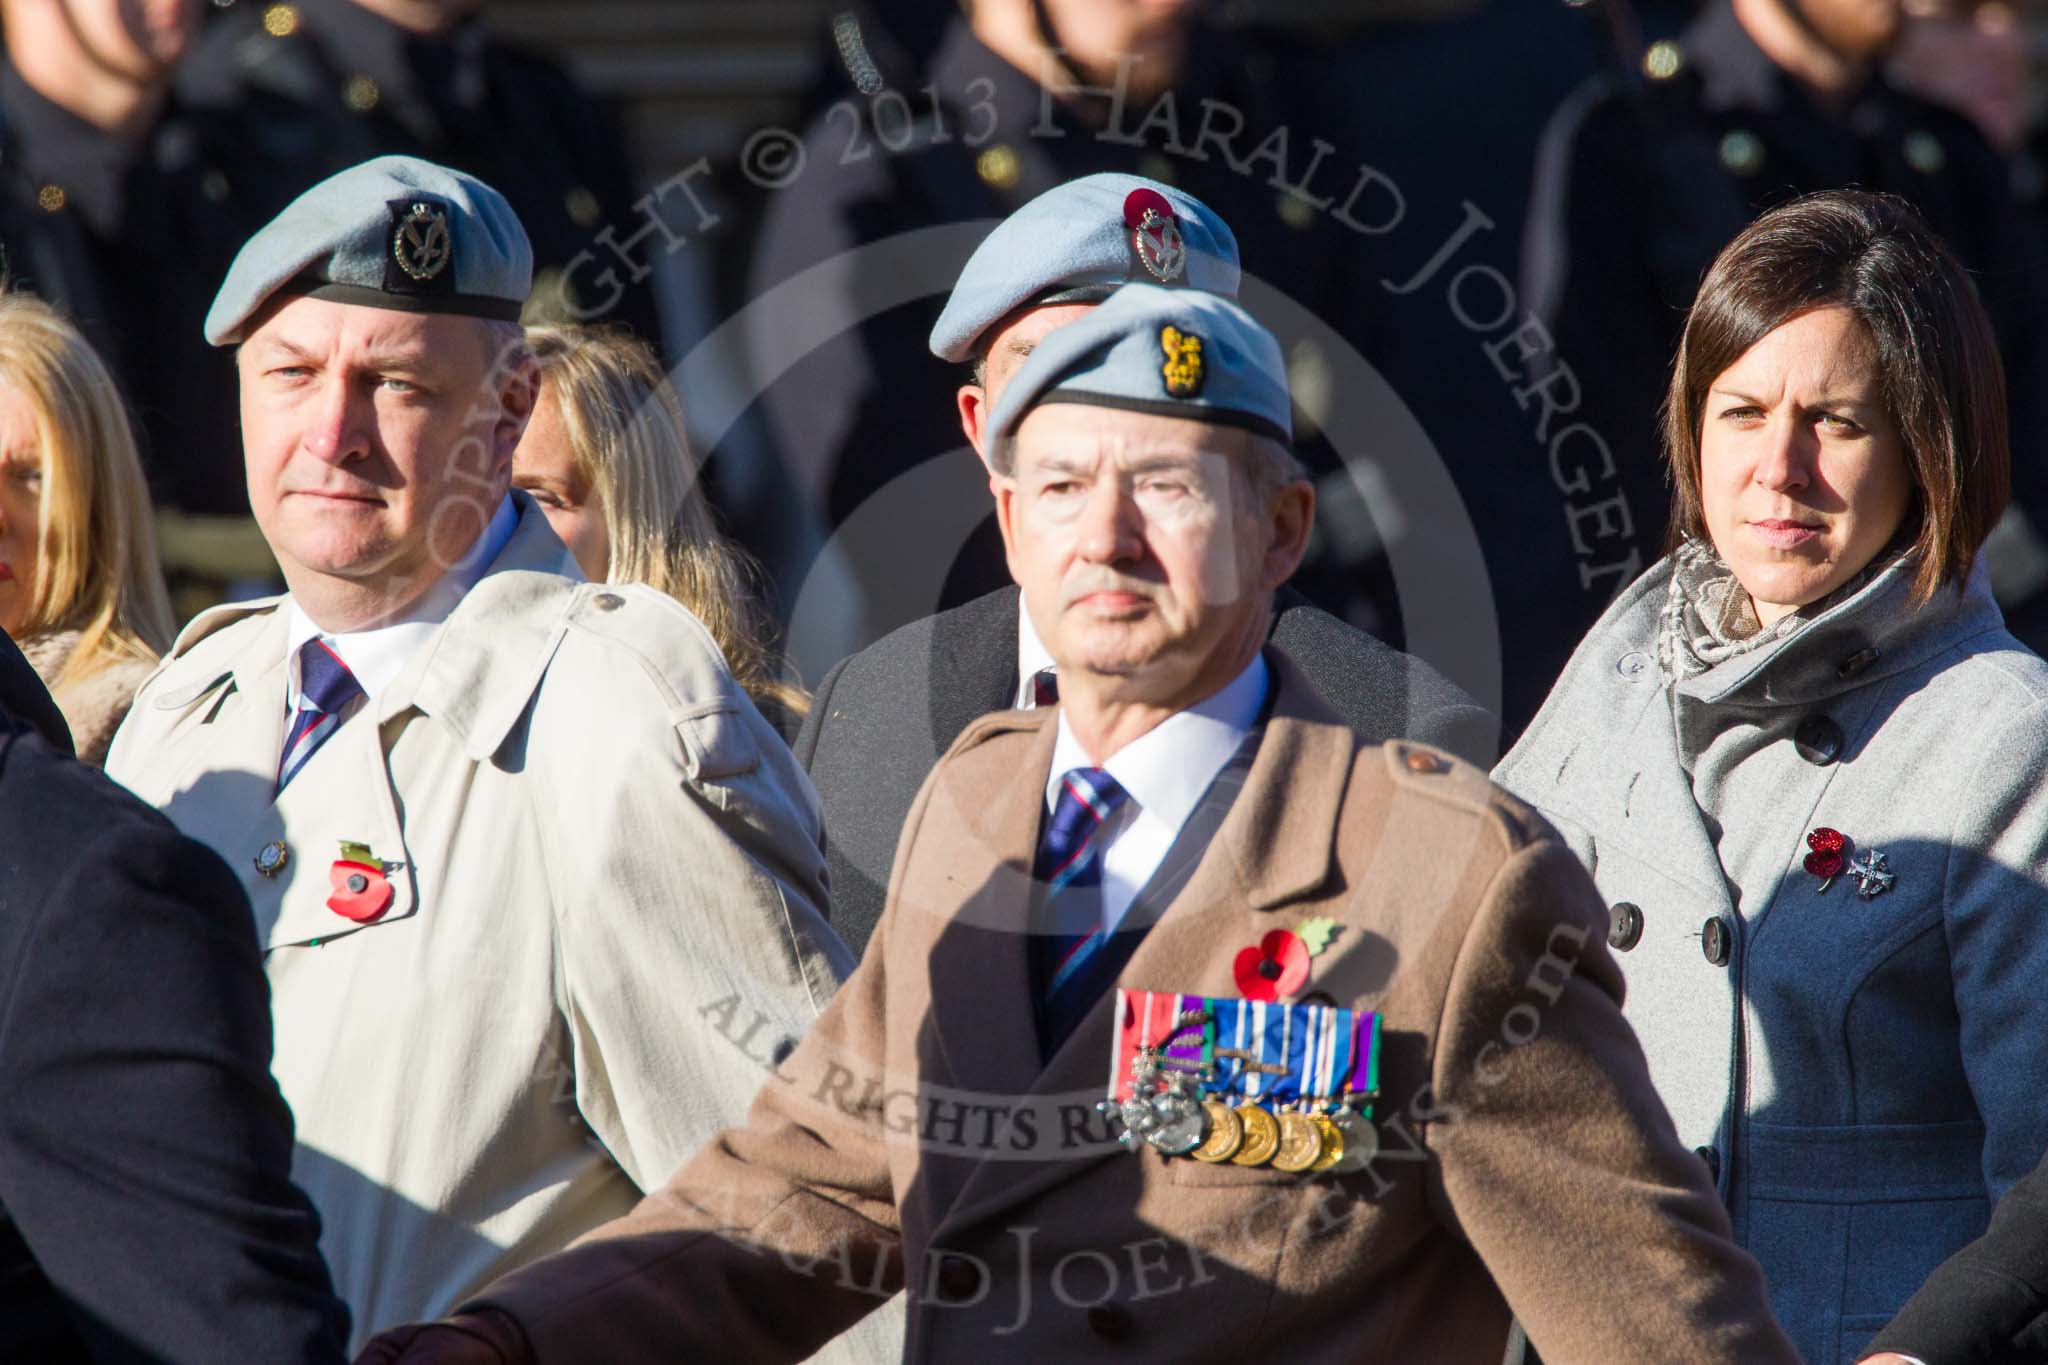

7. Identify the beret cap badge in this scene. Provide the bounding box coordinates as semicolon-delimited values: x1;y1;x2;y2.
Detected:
392;200;452;282
1159;325;1205;398
1124;187;1187;284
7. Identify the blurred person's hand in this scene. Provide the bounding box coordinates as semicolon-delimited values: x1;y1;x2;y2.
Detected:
1888;3;2029;149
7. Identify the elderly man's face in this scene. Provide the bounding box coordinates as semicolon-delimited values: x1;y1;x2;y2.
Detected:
995;404;1310;709
239;296;533;619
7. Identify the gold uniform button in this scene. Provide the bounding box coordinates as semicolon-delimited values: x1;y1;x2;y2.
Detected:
1643;40;1683;81
262;3;299;37
35;184;65;213
1903;130;1946;175
565;186;601;228
975;144;1019;190
343;74;380;112
1718;130;1764;176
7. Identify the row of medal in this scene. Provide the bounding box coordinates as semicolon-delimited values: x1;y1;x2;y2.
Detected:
1098;990;1381;1174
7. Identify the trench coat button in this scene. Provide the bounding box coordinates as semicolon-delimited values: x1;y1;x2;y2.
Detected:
934;1256;980;1302
1837;646;1881;680
1086;1305;1134;1340
1701;917;1732;967
1607;902;1643;952
594;592;625;611
1615;651;1651;680
1792;715;1843;766
1404;750;1443;774
1695;1144;1721;1182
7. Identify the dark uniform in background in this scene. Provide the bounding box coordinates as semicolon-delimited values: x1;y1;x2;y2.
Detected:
738;9;1401;667
0;63;245;519
108;0;666;524
1523;0;2048;704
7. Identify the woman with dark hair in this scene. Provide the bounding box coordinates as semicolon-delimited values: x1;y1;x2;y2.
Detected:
1496;189;2048;1365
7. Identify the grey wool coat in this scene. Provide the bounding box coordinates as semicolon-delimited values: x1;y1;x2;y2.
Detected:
1496;552;2048;1365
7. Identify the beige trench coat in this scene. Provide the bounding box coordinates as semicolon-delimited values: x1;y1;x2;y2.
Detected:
104;500;854;1349
463;652;1797;1364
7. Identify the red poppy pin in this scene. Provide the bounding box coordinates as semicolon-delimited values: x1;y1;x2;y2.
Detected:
327;840;394;923
1804;827;1847;893
1232;918;1339;1003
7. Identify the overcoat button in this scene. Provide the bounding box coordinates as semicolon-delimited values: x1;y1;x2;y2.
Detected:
1837;646;1881;679
1793;715;1843;765
1616;651;1651;680
1608;902;1643;952
934;1256;981;1303
1695;1145;1721;1182
594;592;625;611
1701;917;1732;967
1086;1305;1134;1340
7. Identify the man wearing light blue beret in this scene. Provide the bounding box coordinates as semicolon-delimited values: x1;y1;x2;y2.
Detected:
794;174;1497;956
104;155;854;1351
357;280;1792;1365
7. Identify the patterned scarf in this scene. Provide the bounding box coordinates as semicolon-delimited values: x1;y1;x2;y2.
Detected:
1658;537;1906;684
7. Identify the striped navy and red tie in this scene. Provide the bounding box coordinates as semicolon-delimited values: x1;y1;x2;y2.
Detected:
1029;767;1130;1054
278;637;364;792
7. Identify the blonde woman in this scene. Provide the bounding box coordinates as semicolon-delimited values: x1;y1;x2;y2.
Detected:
0;294;174;764
516;324;808;737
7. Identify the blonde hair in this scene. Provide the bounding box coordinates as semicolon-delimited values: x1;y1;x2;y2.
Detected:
525;324;808;730
0;294;174;687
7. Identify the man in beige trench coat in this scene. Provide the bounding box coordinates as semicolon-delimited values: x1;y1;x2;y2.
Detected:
103;156;853;1350
359;286;1798;1363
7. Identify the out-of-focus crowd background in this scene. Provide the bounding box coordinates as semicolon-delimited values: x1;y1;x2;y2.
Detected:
12;0;2048;743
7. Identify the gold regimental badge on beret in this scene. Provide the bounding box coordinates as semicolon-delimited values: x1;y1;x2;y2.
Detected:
392;200;452;282
1160;325;1205;398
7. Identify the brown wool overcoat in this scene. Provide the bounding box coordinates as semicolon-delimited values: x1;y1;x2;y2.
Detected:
467;652;1800;1364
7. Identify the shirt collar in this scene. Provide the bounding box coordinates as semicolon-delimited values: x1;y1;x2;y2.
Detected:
285;495;517;705
1016;600;1057;708
1046;651;1269;833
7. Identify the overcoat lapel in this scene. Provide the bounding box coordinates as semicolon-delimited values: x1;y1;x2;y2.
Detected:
914;711;1057;1119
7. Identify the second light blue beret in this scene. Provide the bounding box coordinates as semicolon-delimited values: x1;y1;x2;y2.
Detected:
928;173;1240;363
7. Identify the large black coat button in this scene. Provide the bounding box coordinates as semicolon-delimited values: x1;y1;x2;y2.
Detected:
1608;902;1643;952
1701;917;1732;967
1087;1306;1134;1340
1695;1145;1721;1182
1793;715;1844;765
933;1255;981;1302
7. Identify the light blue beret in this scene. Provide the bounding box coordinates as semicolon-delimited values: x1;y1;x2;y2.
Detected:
987;283;1292;449
928;173;1239;363
205;155;533;346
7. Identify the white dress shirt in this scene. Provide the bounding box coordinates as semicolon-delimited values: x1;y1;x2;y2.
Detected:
1045;652;1268;936
1016;602;1056;709
283;495;519;712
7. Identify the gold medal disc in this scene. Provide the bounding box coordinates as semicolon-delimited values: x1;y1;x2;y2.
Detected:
1190;1100;1244;1162
1230;1104;1281;1166
1272;1111;1325;1172
1309;1114;1346;1172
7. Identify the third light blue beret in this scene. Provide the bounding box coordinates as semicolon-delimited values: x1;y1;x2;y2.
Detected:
205;154;533;346
928;173;1240;363
987;283;1292;448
